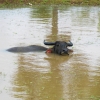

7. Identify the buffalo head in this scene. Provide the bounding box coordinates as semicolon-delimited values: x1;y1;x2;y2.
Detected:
44;40;73;55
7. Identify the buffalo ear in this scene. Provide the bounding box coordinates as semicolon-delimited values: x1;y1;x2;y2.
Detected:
44;40;55;45
67;40;73;46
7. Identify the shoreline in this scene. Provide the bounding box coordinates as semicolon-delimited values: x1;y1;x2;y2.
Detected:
0;0;100;7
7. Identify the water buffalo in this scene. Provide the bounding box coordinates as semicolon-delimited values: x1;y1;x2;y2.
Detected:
7;40;73;55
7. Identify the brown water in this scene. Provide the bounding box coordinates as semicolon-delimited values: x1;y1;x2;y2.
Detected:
0;6;100;100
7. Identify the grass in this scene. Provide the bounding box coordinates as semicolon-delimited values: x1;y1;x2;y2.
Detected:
1;0;100;7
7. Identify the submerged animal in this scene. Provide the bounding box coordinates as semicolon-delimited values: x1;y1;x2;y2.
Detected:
7;40;73;55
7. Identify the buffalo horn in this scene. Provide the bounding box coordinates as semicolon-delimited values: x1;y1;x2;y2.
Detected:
44;40;55;45
67;40;73;46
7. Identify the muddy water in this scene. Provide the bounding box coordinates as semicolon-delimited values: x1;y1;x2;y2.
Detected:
0;6;100;100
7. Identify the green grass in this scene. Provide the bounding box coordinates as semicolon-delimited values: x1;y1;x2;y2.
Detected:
0;0;100;7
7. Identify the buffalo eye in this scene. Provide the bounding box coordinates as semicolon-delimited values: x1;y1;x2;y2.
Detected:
56;44;60;47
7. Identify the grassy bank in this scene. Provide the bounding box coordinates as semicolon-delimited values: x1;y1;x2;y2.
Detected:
0;0;100;7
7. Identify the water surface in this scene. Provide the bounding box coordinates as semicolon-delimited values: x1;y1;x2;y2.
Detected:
0;6;100;100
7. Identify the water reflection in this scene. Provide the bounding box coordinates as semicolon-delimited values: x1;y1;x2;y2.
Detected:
0;6;100;100
31;6;52;18
12;53;72;100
